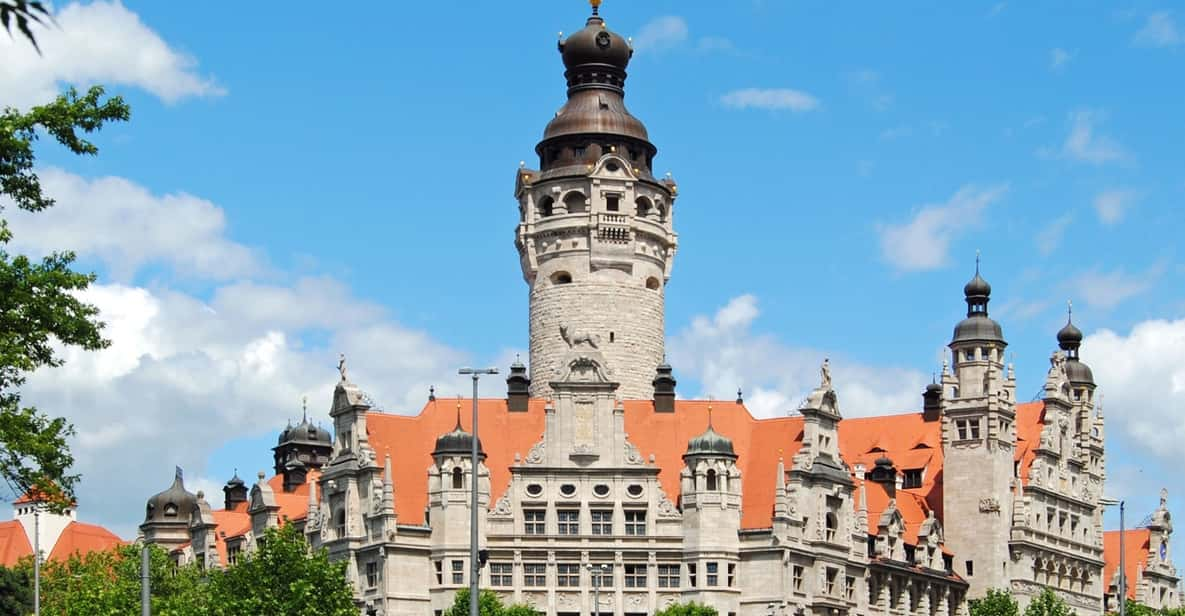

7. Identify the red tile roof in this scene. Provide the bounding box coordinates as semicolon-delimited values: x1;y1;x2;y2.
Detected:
46;522;123;561
1104;528;1152;599
0;520;32;567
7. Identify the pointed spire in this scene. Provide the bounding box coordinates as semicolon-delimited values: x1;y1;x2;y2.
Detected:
301;395;308;423
590;0;601;16
454;400;463;431
774;456;788;518
428;385;436;401
382;454;395;514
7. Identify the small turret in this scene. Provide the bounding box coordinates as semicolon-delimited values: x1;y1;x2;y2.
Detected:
653;361;676;412
923;381;943;422
222;471;247;510
506;358;530;412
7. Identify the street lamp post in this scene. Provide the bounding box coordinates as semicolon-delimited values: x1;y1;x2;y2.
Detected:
458;367;498;616
586;563;609;616
1101;497;1125;616
33;507;39;616
142;540;151;616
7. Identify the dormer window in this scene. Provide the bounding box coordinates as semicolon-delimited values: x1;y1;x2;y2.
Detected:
164;503;178;517
902;469;924;489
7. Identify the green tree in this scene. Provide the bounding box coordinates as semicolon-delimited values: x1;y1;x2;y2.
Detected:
655;601;720;616
35;544;205;616
204;523;357;616
971;589;1021;616
441;587;538;616
1024;588;1076;616
0;85;129;511
0;563;32;616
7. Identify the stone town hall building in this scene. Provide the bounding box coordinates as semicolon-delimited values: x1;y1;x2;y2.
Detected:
140;5;1178;616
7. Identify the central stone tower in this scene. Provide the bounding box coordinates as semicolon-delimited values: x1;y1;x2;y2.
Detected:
514;4;678;400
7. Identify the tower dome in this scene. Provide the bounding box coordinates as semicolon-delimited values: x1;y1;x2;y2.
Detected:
952;260;1005;345
684;411;736;458
433;411;485;459
1057;303;1094;385
144;468;197;523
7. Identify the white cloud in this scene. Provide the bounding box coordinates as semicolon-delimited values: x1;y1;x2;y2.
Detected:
878;184;1008;272
1134;11;1183;48
8;171;478;537
1050;48;1073;71
668;295;927;419
1035;213;1073;256
1086;319;1185;463
720;88;820;112
1093;189;1138;225
632;16;689;52
1069;264;1163;310
0;1;224;109
1058;110;1129;165
5;168;259;281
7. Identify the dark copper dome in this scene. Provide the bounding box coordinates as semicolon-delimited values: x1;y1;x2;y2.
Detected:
560;15;631;73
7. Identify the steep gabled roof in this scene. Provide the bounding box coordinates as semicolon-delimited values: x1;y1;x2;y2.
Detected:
47;522;123;561
1104;528;1153;599
0;520;32;567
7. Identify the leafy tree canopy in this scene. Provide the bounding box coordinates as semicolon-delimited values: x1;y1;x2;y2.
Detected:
32;544;205;616
655;601;720;616
1024;588;1077;616
0;85;128;511
442;587;538;616
971;589;1021;616
0;563;32;616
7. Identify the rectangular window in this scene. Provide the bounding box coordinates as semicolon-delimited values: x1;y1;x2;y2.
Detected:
688;563;698;588
366;561;379;588
227;544;240;566
606;194;620;212
557;510;579;535
727;563;736;587
625;510;646;536
846;575;856;601
574;146;586;159
970;419;981;439
523;563;546;587
451;560;464;585
965;560;974;577
591;510;613;535
825;567;838;595
793;565;804;592
657;564;680;588
524;509;545;535
434;560;443;584
592;564;614;589
556;563;580;587
956;420;968;440
489;562;513;587
706;562;719;586
624;564;647;588
902;468;923;489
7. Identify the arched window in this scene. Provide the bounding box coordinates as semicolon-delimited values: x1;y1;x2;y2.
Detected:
550;271;572;285
164;503;178;517
563;191;587;214
537;196;554;218
706;469;718;491
635;196;652;218
452;467;463;490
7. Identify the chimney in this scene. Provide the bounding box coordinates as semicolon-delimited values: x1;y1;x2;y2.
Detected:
922;382;943;422
868;456;897;500
507;358;530;412
653;362;676;412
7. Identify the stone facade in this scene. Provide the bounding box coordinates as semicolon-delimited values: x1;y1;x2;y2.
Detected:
139;6;1179;616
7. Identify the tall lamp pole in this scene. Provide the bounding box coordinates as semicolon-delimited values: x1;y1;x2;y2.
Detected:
587;563;608;616
33;507;39;616
1102;497;1125;616
459;367;498;616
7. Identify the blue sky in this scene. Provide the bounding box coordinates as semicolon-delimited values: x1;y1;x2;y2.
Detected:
1;1;1182;537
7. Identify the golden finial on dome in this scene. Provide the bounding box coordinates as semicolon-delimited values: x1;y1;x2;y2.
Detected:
590;0;602;16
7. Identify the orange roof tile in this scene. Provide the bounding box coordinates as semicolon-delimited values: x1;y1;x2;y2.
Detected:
1013;402;1046;485
46;522;123;562
367;398;547;526
0;520;32;567
1104;528;1152;599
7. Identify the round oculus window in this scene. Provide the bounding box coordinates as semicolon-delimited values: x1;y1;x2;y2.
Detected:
627;484;643;497
525;483;543;497
559;483;576;497
593;484;610;497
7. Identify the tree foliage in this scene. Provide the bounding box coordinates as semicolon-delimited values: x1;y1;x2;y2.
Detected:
1120;600;1185;616
1024;588;1076;616
0;563;33;616
971;589;1021;616
32;544;205;616
0;85;129;510
442;587;538;616
0;1;50;53
655;601;720;616
204;523;357;616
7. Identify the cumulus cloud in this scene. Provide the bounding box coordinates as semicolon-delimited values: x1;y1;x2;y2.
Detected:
1086;319;1185;463
7;170;480;537
1069;264;1163;310
1134;11;1183;48
1057;110;1129;165
668;295;927;419
632;16;689;52
5;168;259;281
0;1;224;109
1093;189;1138;225
878;184;1008;272
720;88;819;112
